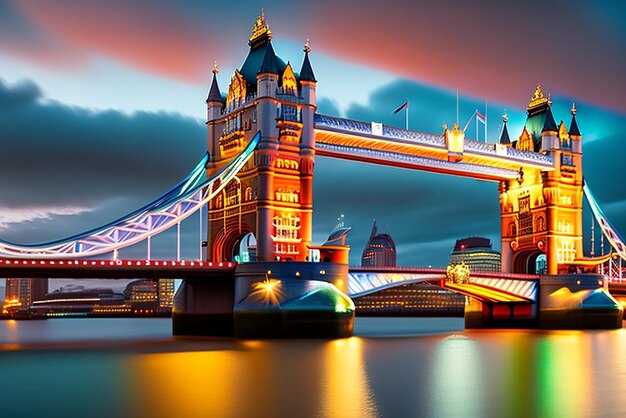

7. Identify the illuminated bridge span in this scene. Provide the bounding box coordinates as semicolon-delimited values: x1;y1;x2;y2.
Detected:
348;266;539;302
0;133;260;259
314;114;554;181
0;258;235;279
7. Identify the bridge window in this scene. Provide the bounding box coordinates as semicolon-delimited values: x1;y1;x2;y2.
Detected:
561;154;574;167
535;216;546;232
518;196;532;236
244;187;253;201
281;105;299;122
508;222;517;237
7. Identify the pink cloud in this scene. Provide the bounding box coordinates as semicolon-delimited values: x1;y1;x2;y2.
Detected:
12;0;227;83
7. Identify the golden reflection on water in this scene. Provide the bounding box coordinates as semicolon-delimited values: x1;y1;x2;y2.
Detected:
320;338;379;418
128;349;245;417
127;336;379;418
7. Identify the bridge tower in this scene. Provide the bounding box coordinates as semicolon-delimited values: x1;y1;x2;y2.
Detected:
205;11;317;262
499;85;583;274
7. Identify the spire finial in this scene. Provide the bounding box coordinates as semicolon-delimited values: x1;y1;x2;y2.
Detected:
249;9;272;46
304;38;311;53
212;61;219;75
571;102;577;116
528;82;549;110
503;112;508;123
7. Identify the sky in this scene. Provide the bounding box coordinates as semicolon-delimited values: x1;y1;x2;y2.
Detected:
0;0;625;295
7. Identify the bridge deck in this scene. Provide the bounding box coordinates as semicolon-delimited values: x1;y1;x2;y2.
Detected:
444;282;534;303
0;259;236;279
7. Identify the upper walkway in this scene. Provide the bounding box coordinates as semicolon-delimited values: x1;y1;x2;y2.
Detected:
314;114;554;182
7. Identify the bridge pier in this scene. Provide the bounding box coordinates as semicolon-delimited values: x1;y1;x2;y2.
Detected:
172;276;235;336
172;262;354;338
464;274;622;329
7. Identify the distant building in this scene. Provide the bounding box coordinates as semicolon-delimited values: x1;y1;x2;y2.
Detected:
158;279;175;309
352;282;465;317
5;278;48;308
124;280;159;314
448;237;501;272
31;287;123;317
361;220;396;267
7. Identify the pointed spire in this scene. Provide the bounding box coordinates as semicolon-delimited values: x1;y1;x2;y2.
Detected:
569;102;581;136
369;219;378;241
499;113;511;145
258;41;278;75
299;38;317;82
206;62;223;103
542;106;557;133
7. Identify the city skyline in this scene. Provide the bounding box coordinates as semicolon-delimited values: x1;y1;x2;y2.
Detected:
1;1;625;297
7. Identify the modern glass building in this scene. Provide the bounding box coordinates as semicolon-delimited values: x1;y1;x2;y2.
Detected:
448;237;502;272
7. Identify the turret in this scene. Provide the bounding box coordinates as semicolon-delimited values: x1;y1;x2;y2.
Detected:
256;42;279;98
569;103;582;154
299;39;317;106
299;39;317;150
541;105;559;152
206;63;224;122
499;113;511;146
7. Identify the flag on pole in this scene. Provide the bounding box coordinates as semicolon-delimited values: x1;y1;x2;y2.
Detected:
476;111;487;125
393;100;409;114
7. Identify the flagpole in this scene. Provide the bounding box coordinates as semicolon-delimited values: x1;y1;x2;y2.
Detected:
405;100;409;130
476;110;478;142
456;88;459;125
485;95;488;142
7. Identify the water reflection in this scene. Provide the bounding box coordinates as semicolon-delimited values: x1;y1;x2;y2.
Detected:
320;338;379;418
429;334;485;417
2;318;626;417
535;332;590;418
127;337;379;418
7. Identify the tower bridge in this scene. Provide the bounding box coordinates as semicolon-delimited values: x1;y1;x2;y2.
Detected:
0;12;623;335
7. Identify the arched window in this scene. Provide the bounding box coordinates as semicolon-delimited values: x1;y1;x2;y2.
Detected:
508;222;517;237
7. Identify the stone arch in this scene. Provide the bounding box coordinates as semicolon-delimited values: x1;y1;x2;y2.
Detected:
512;249;545;274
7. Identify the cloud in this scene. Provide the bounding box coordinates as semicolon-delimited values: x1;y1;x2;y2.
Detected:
3;1;624;114
0;78;41;108
0;78;205;251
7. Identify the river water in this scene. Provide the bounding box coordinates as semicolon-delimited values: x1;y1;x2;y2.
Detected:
1;317;626;418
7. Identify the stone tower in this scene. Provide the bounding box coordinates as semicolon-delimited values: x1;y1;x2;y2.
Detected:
499;84;583;274
205;11;317;262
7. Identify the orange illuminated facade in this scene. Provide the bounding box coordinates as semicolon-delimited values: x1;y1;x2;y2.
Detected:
206;12;316;262
499;85;584;274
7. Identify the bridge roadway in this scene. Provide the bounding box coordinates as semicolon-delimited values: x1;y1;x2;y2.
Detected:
0;259;540;303
0;259;235;279
348;266;540;301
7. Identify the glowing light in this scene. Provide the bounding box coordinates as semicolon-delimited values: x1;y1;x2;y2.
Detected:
250;279;284;306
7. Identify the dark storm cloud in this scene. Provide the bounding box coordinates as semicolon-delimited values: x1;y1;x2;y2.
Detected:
0;78;41;108
0;78;205;244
